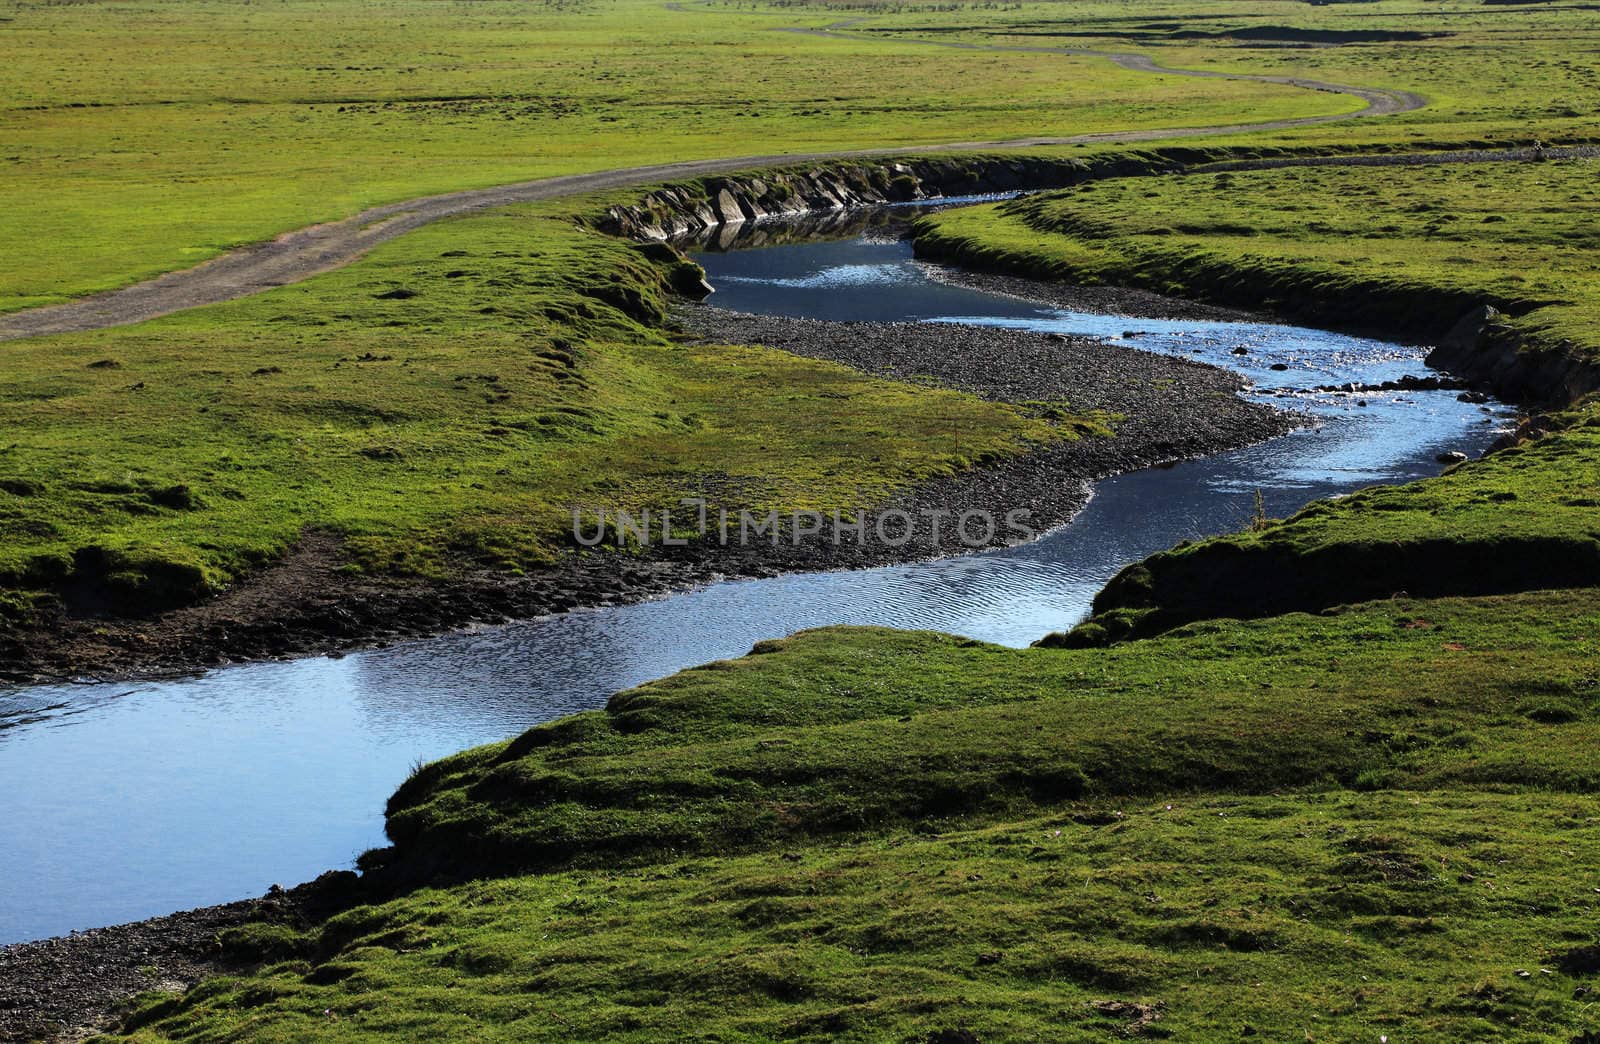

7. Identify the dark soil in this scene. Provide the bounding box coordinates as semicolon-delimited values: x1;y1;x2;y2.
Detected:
0;873;359;1043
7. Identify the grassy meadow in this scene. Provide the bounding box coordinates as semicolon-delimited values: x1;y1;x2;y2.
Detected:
0;0;1352;312
840;0;1600;146
0;199;1077;622
2;0;1599;1038
9;0;1599;310
4;0;1596;623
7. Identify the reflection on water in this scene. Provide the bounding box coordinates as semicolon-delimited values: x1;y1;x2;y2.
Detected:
0;232;1513;944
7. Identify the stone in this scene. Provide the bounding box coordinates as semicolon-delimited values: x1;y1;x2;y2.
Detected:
712;188;746;225
1441;304;1501;353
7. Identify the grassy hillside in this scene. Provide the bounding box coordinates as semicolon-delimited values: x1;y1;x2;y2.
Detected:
115;590;1600;1040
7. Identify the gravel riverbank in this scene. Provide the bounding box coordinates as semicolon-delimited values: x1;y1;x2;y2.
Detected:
2;303;1293;687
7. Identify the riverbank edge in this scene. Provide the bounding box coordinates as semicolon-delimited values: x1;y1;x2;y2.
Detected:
0;874;364;1044
1;142;1582;681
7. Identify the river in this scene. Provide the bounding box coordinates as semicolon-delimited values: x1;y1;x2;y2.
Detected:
0;220;1513;943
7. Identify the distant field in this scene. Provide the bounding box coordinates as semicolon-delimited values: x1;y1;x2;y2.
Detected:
0;0;1355;311
845;0;1600;145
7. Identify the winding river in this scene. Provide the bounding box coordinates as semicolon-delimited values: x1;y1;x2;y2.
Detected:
0;223;1512;944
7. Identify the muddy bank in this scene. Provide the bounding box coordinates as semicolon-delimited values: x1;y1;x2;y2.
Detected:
915;263;1263;323
593;155;1090;242
0;304;1292;687
1423;305;1600;407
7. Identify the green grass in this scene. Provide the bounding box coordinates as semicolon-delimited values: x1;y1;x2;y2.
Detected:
0;0;1355;312
915;155;1600;366
844;0;1600;147
116;793;1600;1041
365;590;1600;879
10;0;1599;311
114;589;1600;1040
0;200;1077;618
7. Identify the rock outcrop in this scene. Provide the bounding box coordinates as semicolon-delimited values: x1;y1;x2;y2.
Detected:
594;156;1103;242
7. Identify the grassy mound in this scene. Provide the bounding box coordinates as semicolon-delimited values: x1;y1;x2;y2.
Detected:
368;590;1600;880
122;791;1600;1042
117;589;1600;1041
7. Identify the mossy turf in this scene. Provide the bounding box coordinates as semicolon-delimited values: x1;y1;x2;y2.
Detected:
121;793;1600;1041
372;590;1600;876
0;201;1081;620
915;155;1600;364
116;590;1600;1041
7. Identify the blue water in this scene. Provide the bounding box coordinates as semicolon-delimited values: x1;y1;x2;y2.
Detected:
0;232;1513;943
